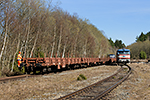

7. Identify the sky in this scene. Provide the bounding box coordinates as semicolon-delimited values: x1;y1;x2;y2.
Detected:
51;0;150;46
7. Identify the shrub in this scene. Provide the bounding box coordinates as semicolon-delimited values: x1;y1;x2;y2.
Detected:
79;74;87;80
139;51;147;59
77;77;81;81
1;68;10;77
112;76;116;79
77;74;87;81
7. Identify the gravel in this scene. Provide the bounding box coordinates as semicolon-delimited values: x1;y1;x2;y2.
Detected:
0;65;119;100
104;63;150;100
0;63;149;100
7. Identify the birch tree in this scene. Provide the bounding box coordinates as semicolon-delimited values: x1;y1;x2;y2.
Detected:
0;0;10;62
51;25;56;57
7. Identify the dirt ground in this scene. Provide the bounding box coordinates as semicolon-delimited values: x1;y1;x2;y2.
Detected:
105;63;150;100
0;63;150;100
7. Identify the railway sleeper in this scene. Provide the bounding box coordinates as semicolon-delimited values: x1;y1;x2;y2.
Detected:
71;93;96;99
79;93;98;98
71;96;94;100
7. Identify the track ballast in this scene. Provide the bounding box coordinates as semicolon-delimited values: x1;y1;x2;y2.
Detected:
57;65;132;100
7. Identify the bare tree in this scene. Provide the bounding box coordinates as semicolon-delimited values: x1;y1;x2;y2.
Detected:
0;0;9;62
51;25;56;57
57;24;62;57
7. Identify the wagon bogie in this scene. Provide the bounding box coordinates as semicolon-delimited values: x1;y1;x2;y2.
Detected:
25;66;31;74
69;64;75;70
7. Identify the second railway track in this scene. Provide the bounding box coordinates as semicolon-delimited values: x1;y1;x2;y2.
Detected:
0;74;39;83
57;64;132;100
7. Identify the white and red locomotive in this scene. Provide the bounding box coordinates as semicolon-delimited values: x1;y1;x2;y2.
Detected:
116;48;130;64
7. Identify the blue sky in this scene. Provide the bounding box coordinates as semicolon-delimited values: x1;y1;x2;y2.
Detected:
51;0;150;46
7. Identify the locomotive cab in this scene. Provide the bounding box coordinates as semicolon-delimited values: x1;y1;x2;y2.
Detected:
108;54;115;58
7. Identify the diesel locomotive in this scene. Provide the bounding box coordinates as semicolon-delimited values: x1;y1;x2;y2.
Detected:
116;48;130;64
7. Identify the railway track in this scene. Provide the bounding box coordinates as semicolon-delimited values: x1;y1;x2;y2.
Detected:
0;65;99;83
0;74;41;83
57;64;132;100
0;66;94;83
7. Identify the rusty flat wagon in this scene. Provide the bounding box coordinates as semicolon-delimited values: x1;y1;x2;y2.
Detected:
22;53;116;74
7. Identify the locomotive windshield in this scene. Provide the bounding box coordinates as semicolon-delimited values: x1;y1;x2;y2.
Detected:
108;54;115;58
117;51;130;54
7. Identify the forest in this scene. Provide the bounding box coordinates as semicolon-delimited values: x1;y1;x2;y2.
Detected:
108;38;125;49
128;32;150;59
0;0;115;76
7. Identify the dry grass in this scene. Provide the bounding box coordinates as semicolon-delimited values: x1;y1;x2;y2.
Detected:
0;65;119;100
105;63;150;100
1;63;149;100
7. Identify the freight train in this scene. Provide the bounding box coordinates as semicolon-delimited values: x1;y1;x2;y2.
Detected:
21;54;115;74
21;49;130;74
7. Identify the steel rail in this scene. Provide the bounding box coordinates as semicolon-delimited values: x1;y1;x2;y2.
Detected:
57;65;132;100
93;65;132;99
0;74;38;82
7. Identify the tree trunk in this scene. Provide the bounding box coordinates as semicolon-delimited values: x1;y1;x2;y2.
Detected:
99;44;102;58
51;25;56;58
73;36;78;57
62;36;68;58
83;39;87;57
30;32;39;58
2;36;9;71
73;28;79;57
7;55;12;69
99;49;102;58
11;33;20;72
57;24;62;57
24;0;31;58
0;20;8;62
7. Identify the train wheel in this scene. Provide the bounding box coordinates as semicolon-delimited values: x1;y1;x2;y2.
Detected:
109;59;112;65
79;64;82;68
88;63;92;67
40;67;44;75
25;67;31;74
33;67;36;74
51;66;57;73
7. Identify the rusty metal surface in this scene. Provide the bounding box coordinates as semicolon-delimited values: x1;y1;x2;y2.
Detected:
57;65;132;100
22;57;116;68
21;55;117;74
